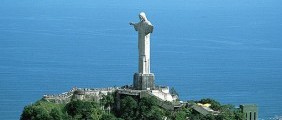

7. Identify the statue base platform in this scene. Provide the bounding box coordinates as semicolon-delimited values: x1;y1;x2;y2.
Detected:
133;73;155;90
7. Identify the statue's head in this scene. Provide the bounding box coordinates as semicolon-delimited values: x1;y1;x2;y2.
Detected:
139;12;148;22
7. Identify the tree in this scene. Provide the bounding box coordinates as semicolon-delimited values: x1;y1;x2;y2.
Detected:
65;100;101;119
100;113;116;120
119;96;138;120
148;106;166;120
90;107;103;120
50;108;63;120
234;108;244;120
21;105;34;120
101;93;115;113
217;104;236;120
32;107;51;120
20;101;55;120
137;97;166;120
174;111;187;120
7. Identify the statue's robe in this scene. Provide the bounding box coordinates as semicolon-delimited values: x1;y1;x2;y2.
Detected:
133;21;153;74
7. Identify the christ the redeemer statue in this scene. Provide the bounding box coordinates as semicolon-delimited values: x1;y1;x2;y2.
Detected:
130;12;155;90
130;12;153;74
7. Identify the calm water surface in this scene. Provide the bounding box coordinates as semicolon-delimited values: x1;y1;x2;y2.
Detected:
0;0;282;119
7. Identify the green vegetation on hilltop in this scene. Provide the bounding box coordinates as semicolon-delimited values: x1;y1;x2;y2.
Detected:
118;96;167;120
20;99;115;120
187;98;244;120
20;100;66;120
21;94;244;120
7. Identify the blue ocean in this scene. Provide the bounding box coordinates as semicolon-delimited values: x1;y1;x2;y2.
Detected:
0;0;282;119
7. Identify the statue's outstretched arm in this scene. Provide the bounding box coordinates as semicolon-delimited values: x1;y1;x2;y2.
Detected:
129;22;138;31
129;22;135;25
